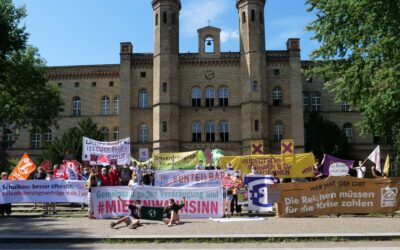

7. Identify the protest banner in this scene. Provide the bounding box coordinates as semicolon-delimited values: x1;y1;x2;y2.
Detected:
277;176;400;217
154;170;228;187
251;141;264;155
0;180;88;204
139;148;149;161
152;151;205;170
219;153;315;178
92;186;223;219
281;139;294;156
322;154;354;176
9;153;37;180
82;137;131;165
245;175;278;212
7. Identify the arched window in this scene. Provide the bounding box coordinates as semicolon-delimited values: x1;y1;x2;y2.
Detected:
72;96;81;116
113;127;119;141
311;92;321;112
205;36;215;53
44;129;52;143
302;92;309;112
113;96;120;115
139;123;148;143
31;131;41;149
101;96;110;115
100;127;109;142
139;89;148;108
192;121;202;142
274;122;283;142
341;101;350;112
218;86;229;107
219;121;229;142
343;123;353;143
205;87;215;108
3;128;12;149
206;121;215;142
192;87;201;108
272;86;282;106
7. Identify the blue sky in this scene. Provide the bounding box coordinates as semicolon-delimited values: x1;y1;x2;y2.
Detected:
13;0;319;66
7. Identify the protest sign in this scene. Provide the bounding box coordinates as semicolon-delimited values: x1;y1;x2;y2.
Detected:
92;186;223;219
0;180;88;204
322;154;353;176
9;153;37;180
154;170;228;187
219;153;315;178
245;175;278;212
152;151;205;170
139;148;149;161
277;176;400;217
82;137;131;165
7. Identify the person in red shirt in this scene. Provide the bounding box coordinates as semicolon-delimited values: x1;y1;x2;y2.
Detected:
98;167;112;186
109;165;121;186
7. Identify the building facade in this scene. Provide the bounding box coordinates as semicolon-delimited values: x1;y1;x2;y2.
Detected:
8;0;375;160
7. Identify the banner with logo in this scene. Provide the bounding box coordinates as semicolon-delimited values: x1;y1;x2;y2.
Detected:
92;186;223;219
9;153;37;180
322;154;354;176
152;151;205;170
139;148;149;161
245;175;279;212
277;176;400;217
82;137;131;165
251;141;264;155
219;153;315;178
281;139;294;156
0;180;88;204
154;170;229;187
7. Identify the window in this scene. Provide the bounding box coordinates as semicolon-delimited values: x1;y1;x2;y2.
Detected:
140;71;146;78
101;96;110;115
139;123;148;143
162;82;167;92
75;82;79;88
218;86;229;107
302;92;309;112
113;96;120;115
44;129;52;143
274;122;283;141
163;11;167;23
155;13;158;26
100;127;109;142
109;81;114;87
172;13;176;25
72;96;81;116
205;87;215;107
343;123;353;143
311;93;321;112
206;121;215;142
192;121;202;142
251;9;255;22
191;87;201;108
242;11;246;23
259;11;263;23
252;81;258;91
273;69;280;75
162;121;167;133
113;127;119;141
57;82;62;87
139;89;148;108
3;129;12;149
31;132;41;148
92;82;96;87
341;101;350;112
205;36;215;53
254;120;259;131
219;121;229;142
272;86;282;106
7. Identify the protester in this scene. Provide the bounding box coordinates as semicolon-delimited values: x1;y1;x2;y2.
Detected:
0;172;12;216
136;165;143;185
85;171;97;219
33;167;47;209
248;165;257;175
354;161;366;178
98;167;112;186
226;163;234;170
120;165;132;186
197;160;204;170
142;166;151;186
109;165;121;186
81;167;90;181
230;172;243;215
272;170;280;184
223;173;234;215
371;165;385;178
110;196;142;229
128;172;138;187
163;197;186;227
44;172;56;215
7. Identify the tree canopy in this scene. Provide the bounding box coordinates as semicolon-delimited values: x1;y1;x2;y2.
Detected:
306;0;400;159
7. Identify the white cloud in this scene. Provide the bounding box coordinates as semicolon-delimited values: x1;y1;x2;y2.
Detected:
220;28;239;43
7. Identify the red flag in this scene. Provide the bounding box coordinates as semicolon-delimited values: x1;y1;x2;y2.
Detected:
40;160;52;171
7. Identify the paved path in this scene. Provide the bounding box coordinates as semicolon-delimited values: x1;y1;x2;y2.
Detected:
0;216;399;239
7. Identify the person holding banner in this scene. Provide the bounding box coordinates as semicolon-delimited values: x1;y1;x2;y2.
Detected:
0;172;12;216
163;197;186;227
110;197;142;229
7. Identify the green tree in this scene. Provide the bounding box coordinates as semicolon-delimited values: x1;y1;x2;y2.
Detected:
305;112;351;160
40;118;103;164
0;0;63;170
306;0;400;160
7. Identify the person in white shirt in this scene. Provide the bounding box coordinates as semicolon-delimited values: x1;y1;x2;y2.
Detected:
354;161;366;178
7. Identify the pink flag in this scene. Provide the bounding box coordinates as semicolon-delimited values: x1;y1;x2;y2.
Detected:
367;145;381;172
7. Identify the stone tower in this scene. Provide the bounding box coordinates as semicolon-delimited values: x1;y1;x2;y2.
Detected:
151;0;181;152
237;0;268;154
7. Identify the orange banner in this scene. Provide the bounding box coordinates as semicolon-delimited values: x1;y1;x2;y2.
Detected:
9;153;37;180
277;176;400;217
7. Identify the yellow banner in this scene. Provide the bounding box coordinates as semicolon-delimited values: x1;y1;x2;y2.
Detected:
218;153;315;178
251;140;264;155
152;151;204;170
281;139;294;156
